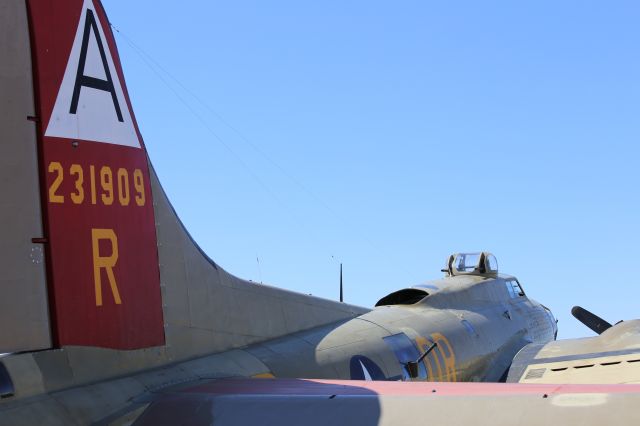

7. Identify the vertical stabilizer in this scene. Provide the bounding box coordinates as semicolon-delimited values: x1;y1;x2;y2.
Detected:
28;0;164;349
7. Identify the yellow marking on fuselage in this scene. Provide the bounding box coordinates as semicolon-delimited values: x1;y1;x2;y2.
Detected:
430;343;446;381
415;336;436;380
251;373;275;379
431;332;457;382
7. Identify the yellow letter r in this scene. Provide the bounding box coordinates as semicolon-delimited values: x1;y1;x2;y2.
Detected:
91;228;122;306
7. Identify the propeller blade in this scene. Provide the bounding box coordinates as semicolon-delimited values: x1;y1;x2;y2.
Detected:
571;306;612;335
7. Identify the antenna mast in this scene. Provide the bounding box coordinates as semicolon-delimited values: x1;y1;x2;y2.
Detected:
339;263;343;302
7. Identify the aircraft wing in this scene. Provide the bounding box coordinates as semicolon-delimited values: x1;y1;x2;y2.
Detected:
509;318;640;384
121;378;640;425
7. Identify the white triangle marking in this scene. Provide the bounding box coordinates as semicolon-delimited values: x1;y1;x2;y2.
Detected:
45;0;140;148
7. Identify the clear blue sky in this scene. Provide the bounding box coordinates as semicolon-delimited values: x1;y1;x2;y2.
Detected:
105;0;640;339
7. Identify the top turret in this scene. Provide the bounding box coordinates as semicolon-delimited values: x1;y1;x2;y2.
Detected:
443;252;498;277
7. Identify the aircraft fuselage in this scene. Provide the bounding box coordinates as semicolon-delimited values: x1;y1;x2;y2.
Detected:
249;273;557;382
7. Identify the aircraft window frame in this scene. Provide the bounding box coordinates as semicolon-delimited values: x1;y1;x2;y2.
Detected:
505;280;525;298
486;254;498;272
382;333;426;380
513;280;525;296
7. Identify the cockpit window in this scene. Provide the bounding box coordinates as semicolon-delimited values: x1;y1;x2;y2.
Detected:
505;280;525;298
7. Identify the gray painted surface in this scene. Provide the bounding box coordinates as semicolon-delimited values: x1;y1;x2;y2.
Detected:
0;0;51;353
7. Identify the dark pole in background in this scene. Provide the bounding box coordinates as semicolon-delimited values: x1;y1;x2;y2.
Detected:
339;263;343;302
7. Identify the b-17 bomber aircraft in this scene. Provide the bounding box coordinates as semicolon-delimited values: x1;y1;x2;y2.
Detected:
1;0;640;425
246;251;557;384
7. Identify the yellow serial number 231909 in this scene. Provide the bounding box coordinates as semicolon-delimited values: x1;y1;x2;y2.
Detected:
48;162;146;207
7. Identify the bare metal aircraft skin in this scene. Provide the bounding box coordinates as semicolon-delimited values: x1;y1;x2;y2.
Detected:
0;0;638;424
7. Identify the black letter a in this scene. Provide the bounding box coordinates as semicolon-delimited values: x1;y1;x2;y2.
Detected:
69;9;124;122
